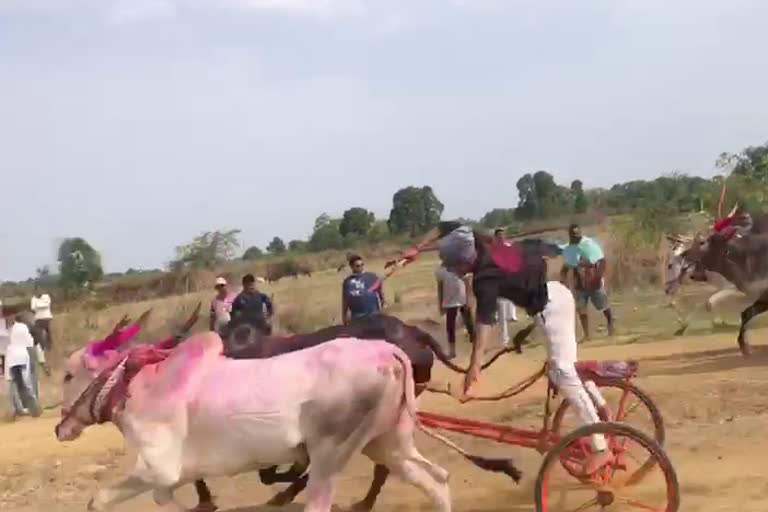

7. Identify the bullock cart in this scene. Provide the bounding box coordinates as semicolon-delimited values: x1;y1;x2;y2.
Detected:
419;359;679;511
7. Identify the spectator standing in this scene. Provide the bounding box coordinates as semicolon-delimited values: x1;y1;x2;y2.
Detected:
560;223;615;340
435;265;475;359
5;313;41;419
341;254;385;324
30;291;54;351
0;300;9;376
230;274;274;335
209;277;236;333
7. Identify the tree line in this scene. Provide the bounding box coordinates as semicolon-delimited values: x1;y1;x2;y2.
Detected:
7;140;766;293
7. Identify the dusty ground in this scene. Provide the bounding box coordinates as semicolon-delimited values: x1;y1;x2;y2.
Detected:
2;324;767;512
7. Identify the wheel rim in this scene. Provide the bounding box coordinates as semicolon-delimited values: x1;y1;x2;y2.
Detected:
539;424;678;512
553;381;664;446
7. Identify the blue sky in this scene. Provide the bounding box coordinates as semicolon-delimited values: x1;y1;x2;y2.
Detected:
1;0;767;281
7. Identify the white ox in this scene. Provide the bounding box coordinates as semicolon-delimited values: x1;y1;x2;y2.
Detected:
56;333;457;512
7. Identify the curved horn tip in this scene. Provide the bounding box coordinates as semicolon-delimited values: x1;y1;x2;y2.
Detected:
137;309;152;324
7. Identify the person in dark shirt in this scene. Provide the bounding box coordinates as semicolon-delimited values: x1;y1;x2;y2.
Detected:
397;222;617;474
397;221;559;392
341;254;386;324
230;273;274;335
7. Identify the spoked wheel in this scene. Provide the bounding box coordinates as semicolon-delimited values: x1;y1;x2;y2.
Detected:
552;379;665;446
535;422;679;512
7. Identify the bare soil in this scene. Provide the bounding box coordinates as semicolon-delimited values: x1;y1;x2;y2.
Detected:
2;328;767;512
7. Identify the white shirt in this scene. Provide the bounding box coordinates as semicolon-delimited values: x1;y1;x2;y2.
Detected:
0;316;9;356
435;266;467;308
4;322;34;381
31;294;53;320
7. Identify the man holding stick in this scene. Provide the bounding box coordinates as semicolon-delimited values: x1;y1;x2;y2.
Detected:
392;221;614;474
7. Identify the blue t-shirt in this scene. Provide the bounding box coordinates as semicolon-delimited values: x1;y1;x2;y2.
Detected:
561;236;605;268
343;272;382;318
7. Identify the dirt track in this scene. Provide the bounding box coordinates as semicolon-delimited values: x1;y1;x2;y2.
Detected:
2;329;767;512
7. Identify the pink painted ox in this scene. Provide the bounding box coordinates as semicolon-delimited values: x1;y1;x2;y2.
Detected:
54;333;490;512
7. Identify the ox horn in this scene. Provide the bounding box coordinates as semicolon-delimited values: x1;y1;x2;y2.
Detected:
176;302;201;337
136;308;152;328
88;311;150;357
114;314;131;333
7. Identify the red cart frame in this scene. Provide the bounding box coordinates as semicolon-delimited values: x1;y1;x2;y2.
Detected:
417;359;679;512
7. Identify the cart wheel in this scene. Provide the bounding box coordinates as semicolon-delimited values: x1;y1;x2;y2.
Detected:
552;379;665;445
535;422;679;512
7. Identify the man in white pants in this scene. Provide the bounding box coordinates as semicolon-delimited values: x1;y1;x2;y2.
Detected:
398;221;613;474
538;280;611;472
4;313;41;418
493;229;519;346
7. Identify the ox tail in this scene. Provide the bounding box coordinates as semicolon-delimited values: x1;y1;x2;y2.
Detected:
413;324;515;374
392;352;523;484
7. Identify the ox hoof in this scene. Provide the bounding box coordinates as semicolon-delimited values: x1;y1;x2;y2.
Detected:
190;503;218;512
87;498;101;511
265;491;294;507
347;500;374;512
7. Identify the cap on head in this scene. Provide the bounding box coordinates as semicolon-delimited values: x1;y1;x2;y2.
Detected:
215;277;227;287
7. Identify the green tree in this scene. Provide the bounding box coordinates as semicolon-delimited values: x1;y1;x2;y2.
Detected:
480;208;517;228
288;239;308;252
728;142;768;181
35;265;50;281
267;237;287;254
339;207;375;237
57;238;104;290
367;220;390;243
314;213;331;232
571;179;588;213
515;173;538;219
242;246;264;260
387;186;444;236
309;217;345;251
172;229;241;270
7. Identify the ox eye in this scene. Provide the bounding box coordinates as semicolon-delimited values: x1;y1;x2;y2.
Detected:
63;373;73;383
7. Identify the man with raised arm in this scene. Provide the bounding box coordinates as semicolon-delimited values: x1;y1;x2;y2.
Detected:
396;220;613;474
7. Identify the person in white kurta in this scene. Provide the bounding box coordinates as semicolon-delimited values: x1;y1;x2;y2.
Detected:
0;303;10;375
4;316;40;417
31;292;54;352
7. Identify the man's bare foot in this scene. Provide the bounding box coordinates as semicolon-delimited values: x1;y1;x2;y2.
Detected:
582;450;614;475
